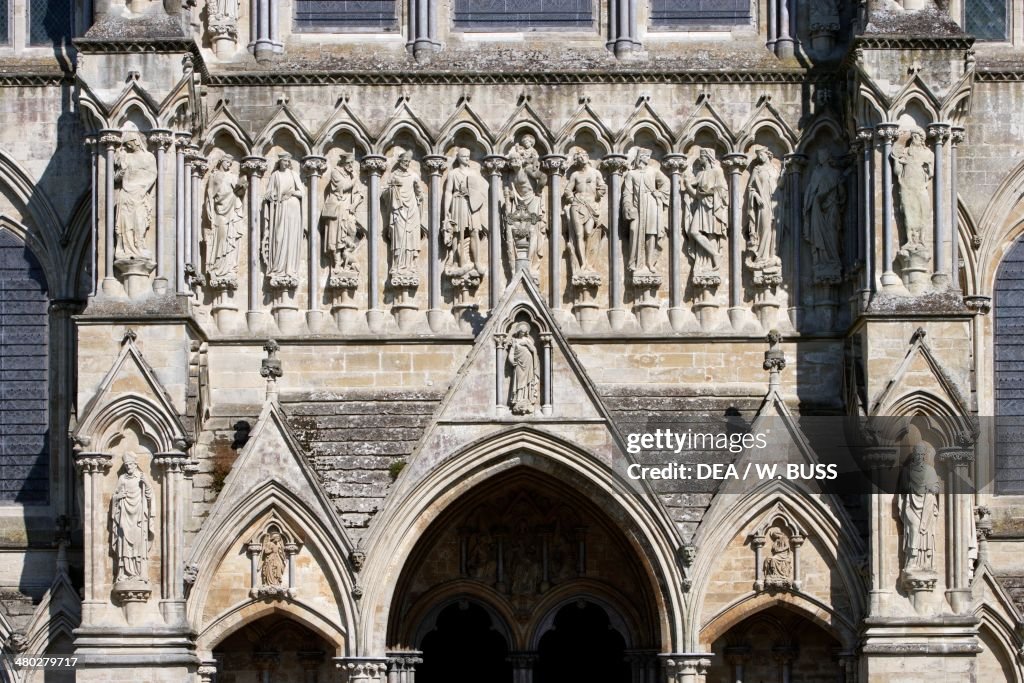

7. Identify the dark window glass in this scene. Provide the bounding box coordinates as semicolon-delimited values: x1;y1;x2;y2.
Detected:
295;0;398;29
996;236;1024;494
0;0;8;44
454;0;592;30
29;0;73;46
964;0;1008;41
0;230;49;504
650;0;750;27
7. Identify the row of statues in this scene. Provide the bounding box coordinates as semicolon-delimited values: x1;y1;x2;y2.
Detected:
108;131;938;301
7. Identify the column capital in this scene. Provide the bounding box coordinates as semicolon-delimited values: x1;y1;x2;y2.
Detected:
423;154;448;175
301;154;328;177
153;452;192;472
662;153;688;174
964;294;992;314
84;133;98;149
600;153;629;175
951;125;966;146
926;122;951;145
173;131;192;149
335;657;389;681
148;128;175;151
875;122;900;143
360;154;388;176
191;156;209;177
856;126;874;144
722;152;747;173
74;451;113;476
482;154;507;176
385;650;423;671
783;152;808;171
98;129;122;149
240;155;268;177
540;154;569;176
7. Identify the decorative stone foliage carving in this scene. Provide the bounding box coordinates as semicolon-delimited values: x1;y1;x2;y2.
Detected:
751;504;806;592
247;515;302;599
204;155;246;290
443;148;488;289
562;150;607;286
262;154;306;290
623;146;669;285
898;442;940;593
111;452;154;592
322;153;366;289
803;148;847;285
683;146;728;287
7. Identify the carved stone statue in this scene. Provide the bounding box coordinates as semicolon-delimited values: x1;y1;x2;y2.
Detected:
259;530;287;588
110;452;153;586
683;147;728;285
562;150;607;284
507;322;539;415
114;131;158;261
622;147;670;278
744;146;783;286
382;150;425;288
209;0;238;26
898;442;940;575
321;153;365;286
443;148;489;287
504;139;547;280
204;156;246;289
261;154;306;289
802;148;846;285
763;524;794;586
891;130;934;249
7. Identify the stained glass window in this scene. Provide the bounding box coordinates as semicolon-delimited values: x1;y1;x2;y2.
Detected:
295;0;398;30
29;0;73;46
964;0;1008;41
0;0;8;44
650;0;750;27
454;0;593;30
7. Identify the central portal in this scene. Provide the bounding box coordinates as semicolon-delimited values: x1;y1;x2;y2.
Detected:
388;465;661;682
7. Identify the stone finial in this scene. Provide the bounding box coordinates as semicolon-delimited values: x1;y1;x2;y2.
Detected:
121;328;138;346
763;330;786;385
261;339;282;399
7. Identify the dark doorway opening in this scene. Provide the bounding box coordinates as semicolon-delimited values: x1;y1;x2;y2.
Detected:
418;601;513;683
534;601;629;683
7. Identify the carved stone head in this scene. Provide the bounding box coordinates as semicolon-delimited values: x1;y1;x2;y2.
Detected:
122;451;140;475
513;321;530;338
396;149;412;170
520;134;536;149
574;150;590;167
455;147;471;166
278;153;293;170
218;155;234;171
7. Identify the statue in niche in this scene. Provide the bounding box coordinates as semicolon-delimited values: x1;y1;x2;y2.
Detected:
682;147;728;285
382;149;426;288
204;155;246;289
110;452;153;585
763;524;794;587
898;442;940;575
443;148;489;287
622;147;670;278
507;521;541;595
261;154;306;289
802;148;846;285
321;153;365;286
507;322;540;415
209;0;238;27
744;146;783;286
466;535;497;582
891;130;934;249
562;150;607;285
114;131;158;262
259;529;287;588
504;139;547;281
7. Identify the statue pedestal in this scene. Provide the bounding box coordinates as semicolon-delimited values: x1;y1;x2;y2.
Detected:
328;273;360;333
114;258;156;299
810;28;836;54
210;28;237;59
692;279;721;331
390;280;420;332
897;244;931;295
631;274;662;332
667;307;696;333
270;287;301;335
900;569;938;615
366;309;386;334
211;287;241;333
451;278;481;333
426;309;448;333
571;274;601;332
752;286;780;331
607;307;626;331
113;580;152;626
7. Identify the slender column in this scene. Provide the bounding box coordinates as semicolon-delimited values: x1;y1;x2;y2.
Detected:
876;123;901;289
783;153;806;326
938;442;976;612
86;135;99;296
863;445;899;613
241;156;267;316
950;127;964;292
269;0;280;50
508;652;538;683
73;451;112;622
928;123;951;287
154;451;189;624
857;127;875;294
302;156;328;319
424;155;447;323
723;153;747;319
182;147;195;275
601;155;628;327
190;154;209;288
148;130;174;293
100;130;120;291
495;333;507;413
174;133;190;293
776;0;794;57
483;155;507;309
541;155;568;310
541;332;552;415
386;651;423;683
767;0;777;47
663;154;686;310
361;155;389;321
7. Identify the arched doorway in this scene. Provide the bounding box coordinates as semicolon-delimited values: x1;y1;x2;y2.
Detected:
211;615;333;682
705;605;845;683
995;236;1024;493
388;466;660;683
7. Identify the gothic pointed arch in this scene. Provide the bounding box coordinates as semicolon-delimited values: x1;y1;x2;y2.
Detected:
374;98;434;154
436;98;496;155
736;95;797;154
554;99;613;155
203;102;254;155
614;96;676;153
496;96;554;154
313;96;373;156
677;94;736;152
254;105;314;157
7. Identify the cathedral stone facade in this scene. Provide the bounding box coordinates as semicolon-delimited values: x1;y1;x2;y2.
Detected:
2;0;1024;681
